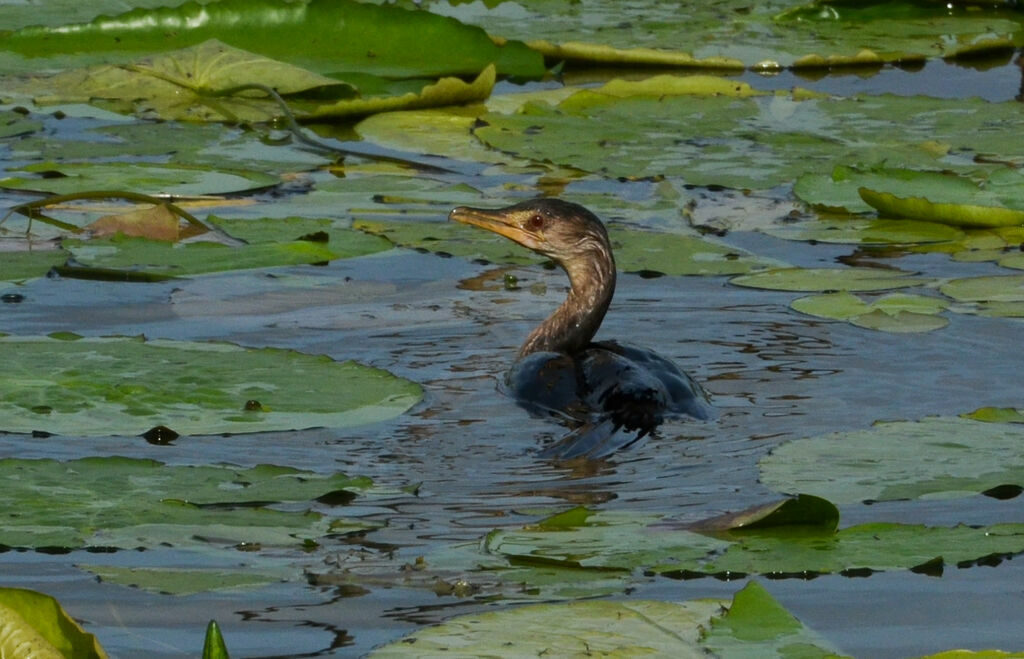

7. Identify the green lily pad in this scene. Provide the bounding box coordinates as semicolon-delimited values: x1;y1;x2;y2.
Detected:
704;582;844;657
0;110;42;139
485;509;729;571
0;249;70;283
941;274;1024;302
731;267;925;292
0;587;107;659
0;161;279;197
80;565;292;596
19;40;496;123
0;335;421;436
61;217;392;279
0;456;371;549
764;218;963;245
791;292;949;333
473;80;1024;190
369;597;724;658
759;416;1024;503
484;506;1024;578
794;166;1012;216
426;0;1023;69
2;0;544;79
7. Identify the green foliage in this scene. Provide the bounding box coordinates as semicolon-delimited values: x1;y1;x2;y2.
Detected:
0;335;421;436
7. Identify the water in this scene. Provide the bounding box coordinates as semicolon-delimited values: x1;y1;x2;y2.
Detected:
2;57;1023;657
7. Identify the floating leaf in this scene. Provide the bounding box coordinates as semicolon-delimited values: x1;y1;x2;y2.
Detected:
0;587;107;659
368;598;724;658
941;275;1024;302
426;0;1023;69
0;110;42;139
303;65;495;121
759;417;1024;503
0;161;279;197
794;166;1003;215
964;407;1024;424
86;203;183;241
0;456;371;549
688;494;840;533
0;335;421;436
2;0;544;79
473;81;1024;190
483;507;1024;578
791;292;949;333
20;41;496;123
704;582;844;657
731;267;925;292
62;216;392;278
0;249;69;283
860;188;1024;229
763;218;963;246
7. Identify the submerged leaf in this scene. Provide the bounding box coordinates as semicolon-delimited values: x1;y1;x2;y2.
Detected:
791;292;949;333
0;335;421;436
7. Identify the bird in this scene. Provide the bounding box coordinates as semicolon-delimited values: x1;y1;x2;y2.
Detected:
448;198;714;459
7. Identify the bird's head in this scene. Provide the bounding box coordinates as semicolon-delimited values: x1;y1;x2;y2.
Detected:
449;198;611;264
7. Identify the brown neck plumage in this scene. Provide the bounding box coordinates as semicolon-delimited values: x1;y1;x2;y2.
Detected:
518;239;617;357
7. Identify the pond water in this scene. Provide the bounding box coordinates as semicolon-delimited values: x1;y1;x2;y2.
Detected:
2;46;1024;659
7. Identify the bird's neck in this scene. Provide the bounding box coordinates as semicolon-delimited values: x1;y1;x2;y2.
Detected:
518;251;616;357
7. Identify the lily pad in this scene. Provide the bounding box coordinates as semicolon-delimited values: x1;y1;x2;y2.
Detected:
0;587;107;659
704;582;844;657
0;161;279;197
0;335;421;436
0;249;70;283
473;80;1024;190
731;267;925;292
941;275;1024;302
425;0;1023;69
860;188;1024;229
484;506;1024;578
61;216;392;279
791;292;949;333
964;407;1024;424
0;456;371;549
794;166;1010;215
2;0;544;79
369;598;724;658
0;110;42;139
764;218;963;245
20;41;496;123
759;416;1024;503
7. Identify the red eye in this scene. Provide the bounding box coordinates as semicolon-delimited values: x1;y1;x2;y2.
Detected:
527;214;545;231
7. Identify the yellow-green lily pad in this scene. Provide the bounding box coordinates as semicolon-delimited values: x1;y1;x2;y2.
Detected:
860;188;1024;229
